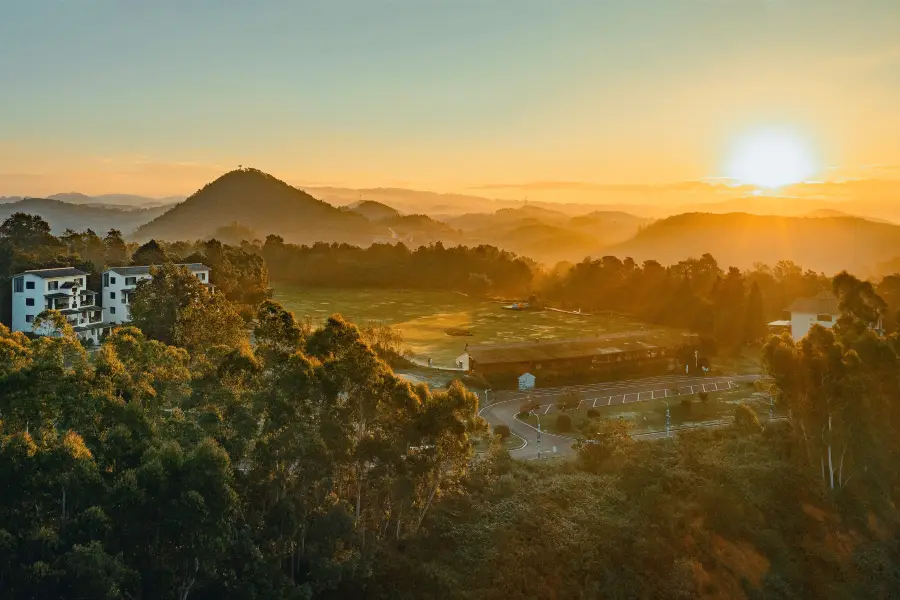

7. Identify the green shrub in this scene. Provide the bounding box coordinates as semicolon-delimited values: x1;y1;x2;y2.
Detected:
586;408;600;419
556;414;573;432
734;404;761;433
494;424;511;439
557;388;581;411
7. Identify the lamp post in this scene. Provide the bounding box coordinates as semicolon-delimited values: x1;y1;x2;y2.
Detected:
662;400;671;437
534;410;542;460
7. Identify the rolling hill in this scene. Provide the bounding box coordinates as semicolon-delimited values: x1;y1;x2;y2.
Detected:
0;198;168;235
376;214;462;246
609;212;900;274
133;168;376;244
344;200;402;221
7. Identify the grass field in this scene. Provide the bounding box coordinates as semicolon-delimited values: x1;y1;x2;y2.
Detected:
520;385;774;436
273;285;687;367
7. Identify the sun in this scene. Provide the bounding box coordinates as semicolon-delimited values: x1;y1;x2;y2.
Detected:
724;129;819;189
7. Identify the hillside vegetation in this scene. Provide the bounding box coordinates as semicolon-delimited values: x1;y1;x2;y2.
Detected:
4;212;900;597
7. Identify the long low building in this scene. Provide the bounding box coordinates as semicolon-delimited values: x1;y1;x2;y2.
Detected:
458;329;694;378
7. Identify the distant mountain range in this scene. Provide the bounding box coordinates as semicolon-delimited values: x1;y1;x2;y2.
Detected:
1;193;183;209
0;198;169;235
5;169;900;274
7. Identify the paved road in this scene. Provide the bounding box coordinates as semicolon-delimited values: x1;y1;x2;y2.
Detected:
478;374;763;460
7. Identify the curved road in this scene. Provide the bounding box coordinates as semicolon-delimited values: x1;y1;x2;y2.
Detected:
478;374;763;460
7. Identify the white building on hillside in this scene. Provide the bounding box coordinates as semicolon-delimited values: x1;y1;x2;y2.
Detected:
768;292;842;342
11;268;105;343
102;263;211;325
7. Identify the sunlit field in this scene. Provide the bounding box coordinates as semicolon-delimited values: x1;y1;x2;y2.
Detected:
273;285;680;366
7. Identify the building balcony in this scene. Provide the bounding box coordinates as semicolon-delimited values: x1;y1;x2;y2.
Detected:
67;310;103;327
45;290;98;311
73;322;105;333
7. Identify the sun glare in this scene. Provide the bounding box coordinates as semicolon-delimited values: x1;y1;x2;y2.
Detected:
725;129;818;189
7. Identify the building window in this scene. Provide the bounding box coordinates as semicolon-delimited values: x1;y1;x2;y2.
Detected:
110;291;116;300
25;315;34;323
121;296;127;304
48;281;59;291
816;314;834;323
103;273;109;287
198;272;206;281
26;280;35;290
125;276;136;286
110;276;116;285
14;277;23;293
25;298;35;306
110;306;116;315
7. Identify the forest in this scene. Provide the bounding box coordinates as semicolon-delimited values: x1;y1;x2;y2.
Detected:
4;213;900;598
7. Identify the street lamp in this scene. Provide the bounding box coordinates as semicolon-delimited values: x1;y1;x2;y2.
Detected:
662;400;671;437
532;409;542;460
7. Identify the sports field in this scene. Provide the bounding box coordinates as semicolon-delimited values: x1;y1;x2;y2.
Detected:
273;285;687;367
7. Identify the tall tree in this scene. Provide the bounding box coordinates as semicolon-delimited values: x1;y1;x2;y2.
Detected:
129;264;245;351
744;281;766;343
103;229;129;267
0;213;55;250
131;239;170;266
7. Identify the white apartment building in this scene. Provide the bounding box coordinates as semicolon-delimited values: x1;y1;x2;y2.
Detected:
102;263;211;325
11;268;105;343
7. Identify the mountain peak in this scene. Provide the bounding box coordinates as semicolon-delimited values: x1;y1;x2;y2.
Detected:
133;168;375;243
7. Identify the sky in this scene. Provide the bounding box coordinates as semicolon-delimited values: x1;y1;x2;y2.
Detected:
1;0;900;198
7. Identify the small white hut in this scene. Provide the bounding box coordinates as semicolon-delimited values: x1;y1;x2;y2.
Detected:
518;372;536;391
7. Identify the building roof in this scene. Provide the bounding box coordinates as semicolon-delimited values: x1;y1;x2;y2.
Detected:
788;292;841;315
21;267;88;279
466;330;692;365
106;263;209;276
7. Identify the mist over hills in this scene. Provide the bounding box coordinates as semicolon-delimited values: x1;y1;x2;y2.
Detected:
48;192;183;208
